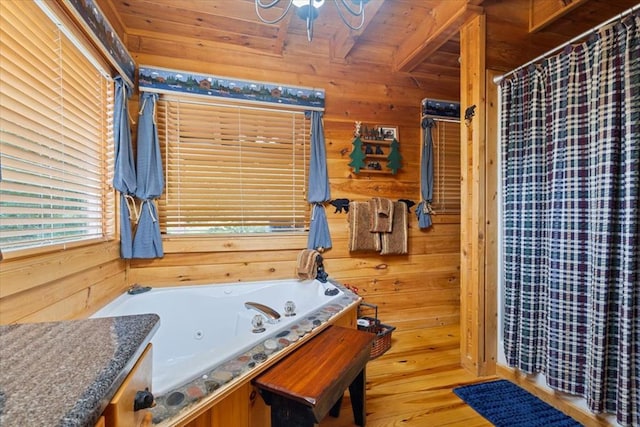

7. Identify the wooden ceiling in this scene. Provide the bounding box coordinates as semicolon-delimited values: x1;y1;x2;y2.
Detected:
100;0;639;88
100;0;481;83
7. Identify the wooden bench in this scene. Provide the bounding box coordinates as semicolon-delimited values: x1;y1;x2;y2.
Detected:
253;325;375;427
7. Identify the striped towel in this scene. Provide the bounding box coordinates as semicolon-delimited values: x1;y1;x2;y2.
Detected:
348;202;381;252
369;197;394;233
380;202;408;255
296;249;320;280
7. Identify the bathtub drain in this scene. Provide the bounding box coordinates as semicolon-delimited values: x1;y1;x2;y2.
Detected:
194;330;204;340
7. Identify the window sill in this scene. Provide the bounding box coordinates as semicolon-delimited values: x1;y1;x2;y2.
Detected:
0;237;116;262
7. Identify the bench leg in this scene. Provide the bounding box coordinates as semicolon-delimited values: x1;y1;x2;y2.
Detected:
329;394;343;418
260;390;316;427
349;368;366;426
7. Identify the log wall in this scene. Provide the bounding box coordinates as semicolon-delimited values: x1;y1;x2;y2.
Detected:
126;46;462;331
0;30;461;331
0;242;127;324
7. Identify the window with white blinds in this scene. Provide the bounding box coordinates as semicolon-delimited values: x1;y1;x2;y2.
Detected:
432;119;461;214
156;97;309;234
0;0;115;253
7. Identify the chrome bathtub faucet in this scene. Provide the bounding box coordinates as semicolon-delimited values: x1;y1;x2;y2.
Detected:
244;302;281;324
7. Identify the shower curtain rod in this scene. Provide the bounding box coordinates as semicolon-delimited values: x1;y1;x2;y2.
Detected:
493;3;639;85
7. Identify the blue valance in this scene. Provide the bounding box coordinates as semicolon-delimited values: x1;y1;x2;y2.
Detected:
421;98;460;119
64;0;136;86
139;66;325;111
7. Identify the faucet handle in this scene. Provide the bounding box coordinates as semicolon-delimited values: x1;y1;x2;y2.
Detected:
251;315;266;333
284;301;296;317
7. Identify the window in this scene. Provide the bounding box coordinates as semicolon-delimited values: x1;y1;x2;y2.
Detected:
156;97;309;234
431;119;461;213
0;0;115;253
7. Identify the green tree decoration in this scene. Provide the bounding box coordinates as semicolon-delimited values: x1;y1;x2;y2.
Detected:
386;137;402;174
349;135;366;173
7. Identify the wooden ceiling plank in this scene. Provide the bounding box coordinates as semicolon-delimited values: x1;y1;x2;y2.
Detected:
330;0;385;60
113;3;276;38
394;2;483;73
127;28;285;59
112;0;273;23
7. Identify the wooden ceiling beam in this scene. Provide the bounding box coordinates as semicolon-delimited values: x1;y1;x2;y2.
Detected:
394;1;483;73
330;0;385;60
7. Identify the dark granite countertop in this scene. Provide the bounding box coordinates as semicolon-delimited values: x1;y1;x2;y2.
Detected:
0;313;159;427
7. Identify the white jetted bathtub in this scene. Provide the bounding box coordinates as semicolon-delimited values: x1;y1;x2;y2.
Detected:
92;278;346;395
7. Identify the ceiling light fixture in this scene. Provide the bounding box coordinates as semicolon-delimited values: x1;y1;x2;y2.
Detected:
255;0;370;42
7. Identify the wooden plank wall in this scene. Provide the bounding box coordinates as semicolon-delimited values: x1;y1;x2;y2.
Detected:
126;40;462;332
0;242;127;324
0;24;462;333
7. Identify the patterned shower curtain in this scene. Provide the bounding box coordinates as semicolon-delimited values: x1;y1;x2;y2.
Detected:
500;15;639;426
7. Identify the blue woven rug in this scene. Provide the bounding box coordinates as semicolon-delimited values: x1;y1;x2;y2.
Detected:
453;380;583;427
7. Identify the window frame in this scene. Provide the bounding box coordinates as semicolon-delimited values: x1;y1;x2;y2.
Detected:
154;94;311;237
0;0;116;258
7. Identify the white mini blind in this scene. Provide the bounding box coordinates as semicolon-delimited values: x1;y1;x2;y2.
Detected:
0;0;115;252
156;97;309;234
432;120;461;213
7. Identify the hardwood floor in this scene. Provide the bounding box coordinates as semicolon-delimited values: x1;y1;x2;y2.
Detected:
319;324;496;427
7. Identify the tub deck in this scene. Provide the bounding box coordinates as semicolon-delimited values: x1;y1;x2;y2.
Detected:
101;279;364;426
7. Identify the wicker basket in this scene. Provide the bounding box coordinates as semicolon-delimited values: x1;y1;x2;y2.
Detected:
357;302;396;359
